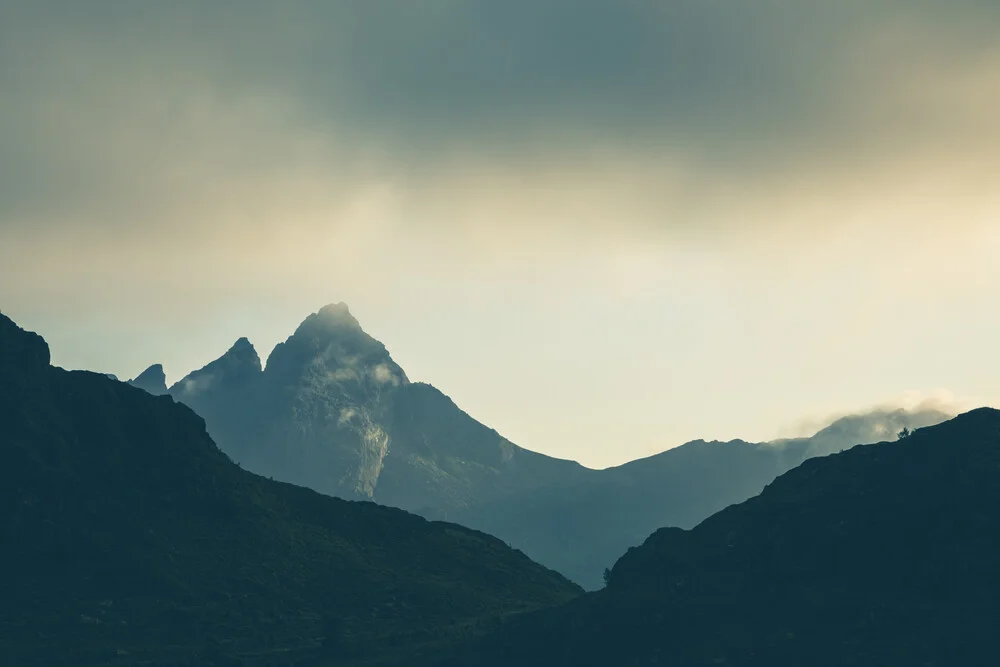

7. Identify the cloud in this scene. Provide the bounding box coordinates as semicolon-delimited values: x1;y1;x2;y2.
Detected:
3;0;1000;248
176;372;215;398
772;390;982;441
372;363;401;387
338;407;357;427
327;367;360;384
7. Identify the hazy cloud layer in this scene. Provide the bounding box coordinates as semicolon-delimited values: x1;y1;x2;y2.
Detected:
3;1;1000;237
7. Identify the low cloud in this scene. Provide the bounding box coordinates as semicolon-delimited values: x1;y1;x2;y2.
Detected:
775;391;972;442
176;372;216;398
338;407;357;427
372;363;401;387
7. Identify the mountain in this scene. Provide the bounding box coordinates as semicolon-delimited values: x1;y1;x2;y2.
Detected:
438;408;1000;666
0;312;581;666
441;407;949;589
168;303;594;512
158;303;948;589
127;363;168;395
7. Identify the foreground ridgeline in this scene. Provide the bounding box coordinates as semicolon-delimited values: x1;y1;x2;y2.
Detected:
438;407;1000;666
131;303;946;589
0;313;581;666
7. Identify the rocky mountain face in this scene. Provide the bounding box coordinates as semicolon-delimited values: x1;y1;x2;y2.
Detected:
166;303;593;514
441;408;1000;667
0;311;581;666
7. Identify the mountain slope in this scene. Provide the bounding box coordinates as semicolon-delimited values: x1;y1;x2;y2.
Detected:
0;312;581;667
447;407;947;589
440;408;1000;666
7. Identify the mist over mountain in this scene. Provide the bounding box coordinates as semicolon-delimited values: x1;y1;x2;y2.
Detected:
0;312;580;666
440;408;1000;666
155;304;948;589
772;406;952;458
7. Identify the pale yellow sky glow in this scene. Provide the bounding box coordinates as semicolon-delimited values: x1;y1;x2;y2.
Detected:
2;1;1000;467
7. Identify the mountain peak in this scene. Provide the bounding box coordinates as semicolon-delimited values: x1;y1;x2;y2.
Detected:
232;336;252;348
319;301;352;318
297;302;362;334
225;337;261;364
265;304;408;386
0;312;50;378
170;337;262;399
129;364;169;396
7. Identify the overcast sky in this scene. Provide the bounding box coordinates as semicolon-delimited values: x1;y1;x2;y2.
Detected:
2;1;999;467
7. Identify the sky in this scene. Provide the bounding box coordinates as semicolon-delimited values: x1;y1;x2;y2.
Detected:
2;1;1000;468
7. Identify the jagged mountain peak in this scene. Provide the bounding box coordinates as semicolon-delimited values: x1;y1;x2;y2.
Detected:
265;303;408;388
314;301;359;326
285;302;364;342
128;363;169;396
169;338;262;400
221;336;261;368
231;336;254;351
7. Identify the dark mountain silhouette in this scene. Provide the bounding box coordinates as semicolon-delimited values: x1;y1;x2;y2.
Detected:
437;408;1000;666
127;363;168;395
0;312;581;666
155;304;948;589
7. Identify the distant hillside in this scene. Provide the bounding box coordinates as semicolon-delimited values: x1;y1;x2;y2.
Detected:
443;407;948;588
0;312;581;667
439;408;1000;666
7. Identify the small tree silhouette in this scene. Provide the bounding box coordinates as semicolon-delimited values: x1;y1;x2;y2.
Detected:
897;427;912;440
